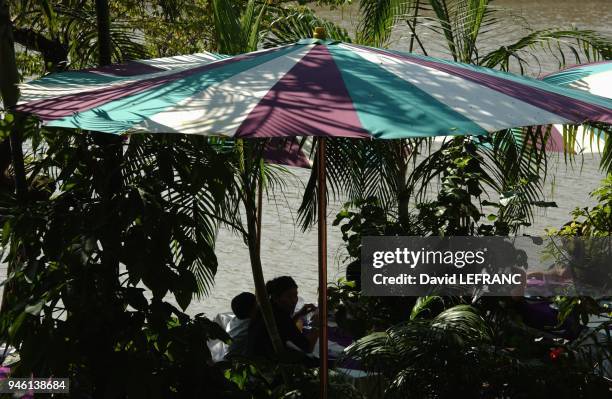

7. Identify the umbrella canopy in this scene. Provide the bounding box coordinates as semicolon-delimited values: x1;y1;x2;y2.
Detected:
17;51;226;104
18;50;314;167
540;61;611;153
543;61;612;97
16;39;612;137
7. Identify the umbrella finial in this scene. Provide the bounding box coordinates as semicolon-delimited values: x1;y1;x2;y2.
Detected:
313;27;327;40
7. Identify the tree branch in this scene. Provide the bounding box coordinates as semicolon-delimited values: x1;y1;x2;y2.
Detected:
12;27;68;71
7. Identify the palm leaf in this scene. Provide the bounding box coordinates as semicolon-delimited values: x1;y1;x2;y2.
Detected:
298;138;425;231
122;135;239;297
212;0;244;54
343;304;492;380
263;6;351;48
356;0;413;47
212;0;268;55
477;127;551;228
481;28;612;73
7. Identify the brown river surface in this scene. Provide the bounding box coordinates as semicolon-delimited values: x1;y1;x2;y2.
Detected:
1;0;611;317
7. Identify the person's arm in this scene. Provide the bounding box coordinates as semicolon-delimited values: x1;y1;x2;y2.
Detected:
304;327;319;353
282;315;315;353
292;303;316;322
298;310;320;353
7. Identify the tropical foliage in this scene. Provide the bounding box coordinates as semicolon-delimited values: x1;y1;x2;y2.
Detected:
355;0;612;67
0;0;611;398
344;302;611;399
334;175;612;398
546;175;612;352
550;174;612;238
0;125;246;396
225;356;365;398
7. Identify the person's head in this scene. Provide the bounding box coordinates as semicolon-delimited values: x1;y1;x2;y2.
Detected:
266;276;298;314
231;292;257;320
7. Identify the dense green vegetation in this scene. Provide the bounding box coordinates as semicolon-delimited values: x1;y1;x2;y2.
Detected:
0;1;610;398
333;176;612;398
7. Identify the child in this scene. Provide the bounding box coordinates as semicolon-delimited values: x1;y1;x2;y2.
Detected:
227;292;257;358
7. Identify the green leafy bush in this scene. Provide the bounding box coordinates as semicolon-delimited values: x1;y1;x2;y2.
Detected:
0;128;244;397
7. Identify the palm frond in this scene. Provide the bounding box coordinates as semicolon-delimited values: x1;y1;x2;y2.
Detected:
212;0;268;54
410;295;443;319
408;132;550;233
481;28;612;73
401;1;611;73
298;138;423;231
356;0;413;47
122;135;239;297
263;6;351;48
20;1;148;68
211;0;244;54
426;0;459;59
344;304;492;377
241;0;268;52
477;127;550;229
558;124;612;173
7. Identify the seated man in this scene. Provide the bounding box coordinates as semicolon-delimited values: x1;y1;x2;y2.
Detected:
226;292;257;358
247;276;318;359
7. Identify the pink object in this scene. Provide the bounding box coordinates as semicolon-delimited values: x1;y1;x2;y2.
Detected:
0;367;35;399
263;138;312;168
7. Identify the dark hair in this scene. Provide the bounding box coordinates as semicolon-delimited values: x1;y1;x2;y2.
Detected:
231;292;256;319
266;276;297;299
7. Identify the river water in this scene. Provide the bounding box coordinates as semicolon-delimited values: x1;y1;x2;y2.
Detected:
1;0;611;317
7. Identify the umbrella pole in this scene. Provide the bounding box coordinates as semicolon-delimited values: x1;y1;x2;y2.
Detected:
317;137;328;399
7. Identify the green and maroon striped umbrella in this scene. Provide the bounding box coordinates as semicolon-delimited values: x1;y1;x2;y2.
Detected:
17;39;612;137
